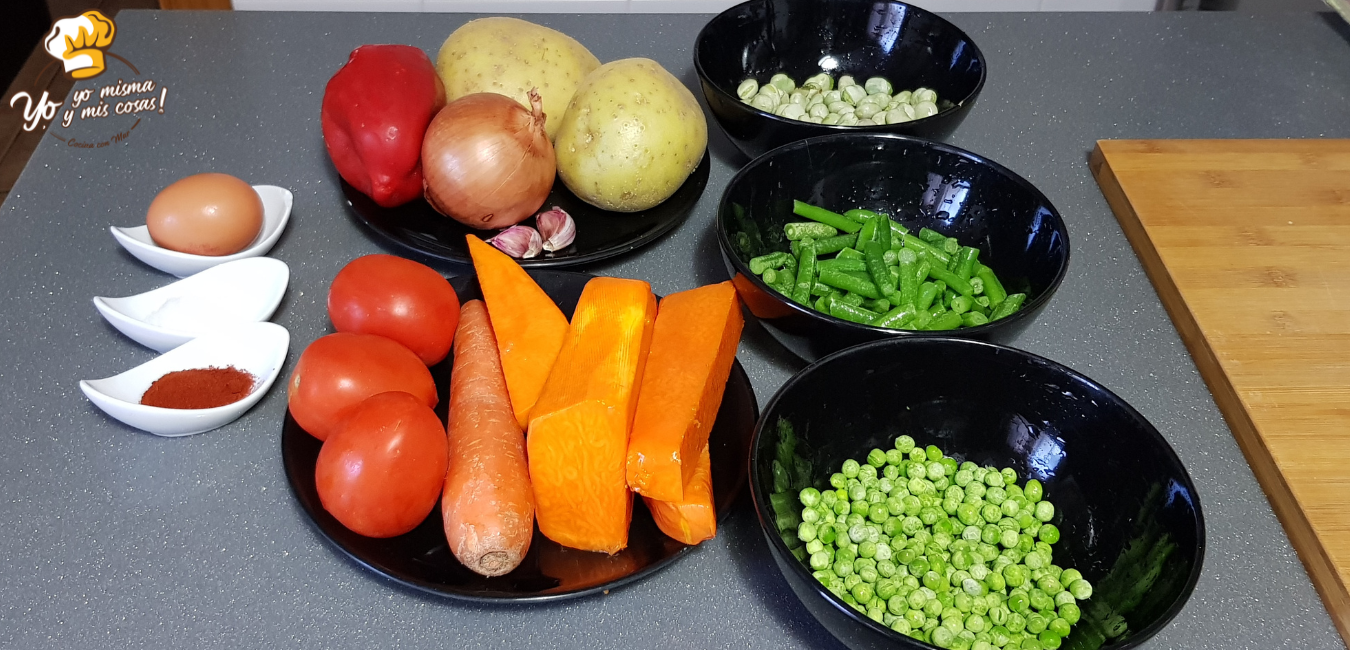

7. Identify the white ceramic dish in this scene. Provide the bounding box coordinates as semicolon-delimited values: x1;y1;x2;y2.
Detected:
110;185;294;278
79;322;290;437
93;257;290;352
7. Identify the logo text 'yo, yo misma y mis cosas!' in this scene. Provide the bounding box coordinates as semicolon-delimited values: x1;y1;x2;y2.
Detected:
7;10;169;149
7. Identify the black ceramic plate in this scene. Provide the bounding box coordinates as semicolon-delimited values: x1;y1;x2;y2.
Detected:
341;156;711;268
282;270;757;602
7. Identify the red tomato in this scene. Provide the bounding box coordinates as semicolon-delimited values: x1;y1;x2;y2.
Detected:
328;254;461;365
287;332;437;441
315;391;448;538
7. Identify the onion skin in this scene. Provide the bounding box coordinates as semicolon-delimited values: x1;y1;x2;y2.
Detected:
422;90;556;230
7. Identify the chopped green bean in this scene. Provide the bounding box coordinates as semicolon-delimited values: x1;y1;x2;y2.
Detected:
794;200;863;233
829;298;880;324
819;268;882;298
786;221;839;241
814;233;859;255
749;251;794;275
818;258;868;273
791;240;818;305
837;247;865;261
990;294;1027;321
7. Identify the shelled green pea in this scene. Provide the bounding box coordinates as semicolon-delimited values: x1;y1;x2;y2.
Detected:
791;435;1092;648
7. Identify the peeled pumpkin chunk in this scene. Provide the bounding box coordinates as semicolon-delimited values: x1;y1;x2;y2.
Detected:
645;443;716;546
466;235;570;429
626;281;743;502
527;277;657;554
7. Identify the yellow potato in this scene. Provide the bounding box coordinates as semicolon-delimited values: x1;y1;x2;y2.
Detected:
435;18;600;140
555;58;708;213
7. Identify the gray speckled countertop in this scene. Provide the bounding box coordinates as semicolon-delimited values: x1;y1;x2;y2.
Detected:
1;9;1348;650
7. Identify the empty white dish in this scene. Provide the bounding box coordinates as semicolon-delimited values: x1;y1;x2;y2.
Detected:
79;322;290;437
93;257;290;352
111;185;293;278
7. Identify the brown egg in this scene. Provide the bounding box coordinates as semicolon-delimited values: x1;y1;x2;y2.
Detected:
146;173;264;256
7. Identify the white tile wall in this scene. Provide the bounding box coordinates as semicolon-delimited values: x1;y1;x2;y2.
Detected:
234;0;1157;11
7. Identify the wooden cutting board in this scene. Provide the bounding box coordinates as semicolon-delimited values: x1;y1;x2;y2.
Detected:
1091;139;1350;645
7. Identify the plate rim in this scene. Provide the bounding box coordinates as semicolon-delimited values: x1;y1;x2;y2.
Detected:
341;154;711;269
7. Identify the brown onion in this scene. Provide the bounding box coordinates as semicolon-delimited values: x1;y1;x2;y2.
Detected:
421;89;555;230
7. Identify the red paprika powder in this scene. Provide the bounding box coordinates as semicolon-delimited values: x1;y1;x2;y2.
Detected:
141;366;256;409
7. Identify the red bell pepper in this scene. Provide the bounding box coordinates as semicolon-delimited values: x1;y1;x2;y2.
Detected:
321;45;446;208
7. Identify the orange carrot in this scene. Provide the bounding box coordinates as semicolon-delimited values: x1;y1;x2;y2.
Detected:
466;235;569;429
645;443;716;545
442;299;535;577
527;277;658;554
627;281;743;502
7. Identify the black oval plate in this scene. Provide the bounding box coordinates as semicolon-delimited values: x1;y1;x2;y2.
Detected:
341;155;712;268
282;270;758;603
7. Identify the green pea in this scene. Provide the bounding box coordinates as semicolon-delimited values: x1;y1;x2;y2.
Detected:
842;459;860;478
1037;575;1063;596
1057;603;1081;625
860;566;880;584
1038;524;1060;545
983;470;1004;488
965;614;988;634
1024;480;1043;503
866;448;887;467
908;588;929;610
1006;612;1027;633
852;581;875;603
1001;468;1018;485
986;487;1007;506
1002;499;1021;518
838;544;857;563
1038;631;1061;650
798;521;817;542
819;524;838;545
981;504;1003;524
1031;590;1056;613
811;549;836;570
955;469;974;487
896;435;916;453
848;482;866;503
1034;501;1055;523
805;539;825;555
926;445;943;461
927;461;946;479
802;507;821;525
834;558;855;577
892;618;913;634
1004;565;1029;589
859;464;879;481
845;574;863;593
829;473;847;490
932;627;956;648
905;608;926;628
966;482;986;500
962;578;984;596
1025;613;1048;635
920;507;944;526
909;448;927;463
989;604;1009;626
973;641;994;650
1068;579;1093;600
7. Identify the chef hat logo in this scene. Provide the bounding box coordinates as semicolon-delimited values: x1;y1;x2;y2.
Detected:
44;11;116;79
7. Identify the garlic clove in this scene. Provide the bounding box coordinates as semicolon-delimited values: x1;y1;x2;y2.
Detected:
488;225;543;259
536;206;576;252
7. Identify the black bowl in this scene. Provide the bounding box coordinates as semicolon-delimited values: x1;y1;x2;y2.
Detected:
694;0;986;160
717;132;1069;362
750;338;1204;650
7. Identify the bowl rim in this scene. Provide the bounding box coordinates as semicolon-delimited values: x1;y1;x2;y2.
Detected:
715;132;1072;339
748;336;1207;649
693;0;989;132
